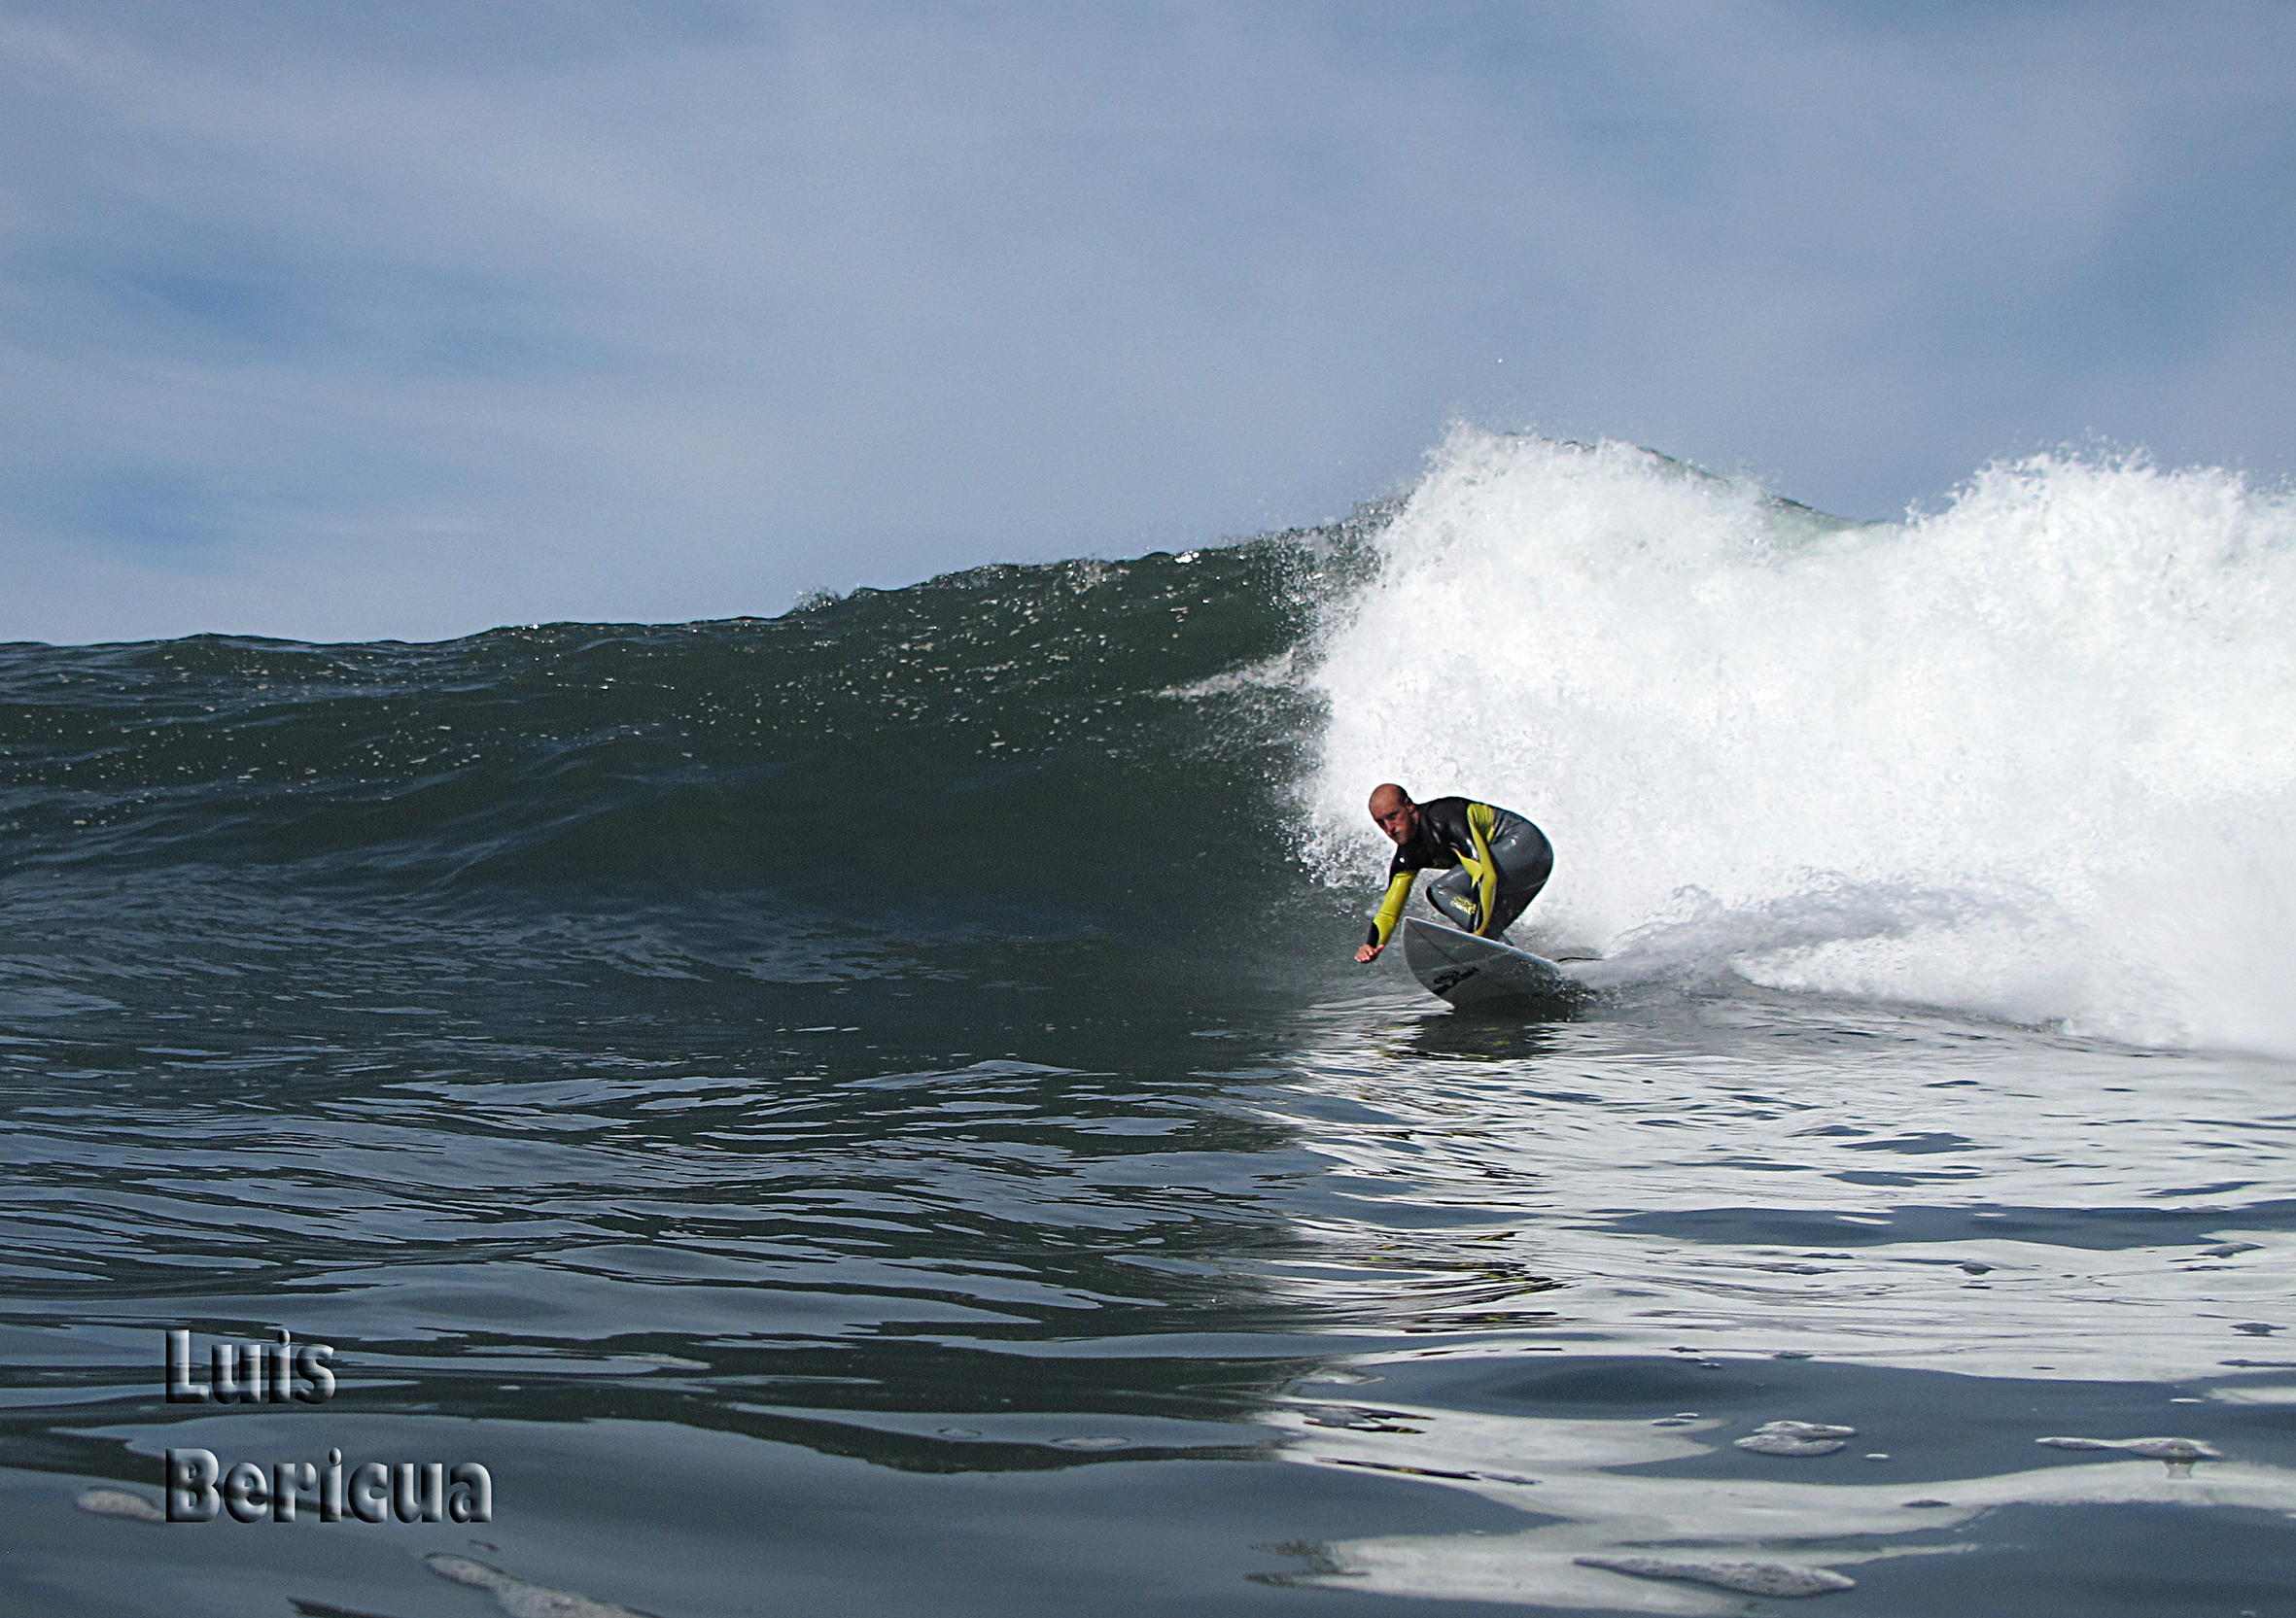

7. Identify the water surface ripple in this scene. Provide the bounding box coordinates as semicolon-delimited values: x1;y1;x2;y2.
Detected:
6;525;2293;1615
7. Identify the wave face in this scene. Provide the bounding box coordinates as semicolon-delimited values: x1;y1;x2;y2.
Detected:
0;534;1369;1032
1308;429;2296;1054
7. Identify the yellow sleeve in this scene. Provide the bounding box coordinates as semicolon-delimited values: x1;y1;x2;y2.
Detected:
1467;802;1501;935
1368;870;1415;948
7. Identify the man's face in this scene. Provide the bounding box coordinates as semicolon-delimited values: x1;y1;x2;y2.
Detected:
1374;801;1418;844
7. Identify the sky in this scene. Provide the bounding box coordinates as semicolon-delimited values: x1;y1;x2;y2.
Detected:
2;0;2291;644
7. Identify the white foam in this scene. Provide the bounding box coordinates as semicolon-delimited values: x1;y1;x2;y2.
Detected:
1574;1556;1857;1597
74;1487;164;1523
426;1555;646;1618
1309;429;2296;1054
1735;1420;1857;1457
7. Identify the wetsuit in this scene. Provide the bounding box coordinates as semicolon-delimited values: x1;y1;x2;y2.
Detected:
1365;797;1553;949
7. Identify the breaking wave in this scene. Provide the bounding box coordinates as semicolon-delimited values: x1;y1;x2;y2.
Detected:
1307;428;2296;1054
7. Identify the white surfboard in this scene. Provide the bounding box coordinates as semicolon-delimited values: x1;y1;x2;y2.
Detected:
1400;918;1590;1012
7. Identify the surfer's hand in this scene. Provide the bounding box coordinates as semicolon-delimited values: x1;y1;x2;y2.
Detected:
1355;944;1381;964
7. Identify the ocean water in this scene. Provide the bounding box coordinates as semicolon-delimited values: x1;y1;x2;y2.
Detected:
5;432;2294;1616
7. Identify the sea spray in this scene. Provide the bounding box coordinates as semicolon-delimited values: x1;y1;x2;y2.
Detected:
1308;429;2296;1053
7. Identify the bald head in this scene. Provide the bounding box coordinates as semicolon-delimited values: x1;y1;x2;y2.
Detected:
1368;783;1417;844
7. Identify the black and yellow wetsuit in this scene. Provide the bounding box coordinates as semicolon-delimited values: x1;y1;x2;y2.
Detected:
1366;797;1553;949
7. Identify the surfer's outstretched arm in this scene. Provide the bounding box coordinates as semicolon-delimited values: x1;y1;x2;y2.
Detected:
1357;870;1416;962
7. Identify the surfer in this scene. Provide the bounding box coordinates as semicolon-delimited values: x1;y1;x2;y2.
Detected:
1354;784;1552;963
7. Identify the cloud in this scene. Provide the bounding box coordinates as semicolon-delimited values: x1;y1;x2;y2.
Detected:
0;0;2290;642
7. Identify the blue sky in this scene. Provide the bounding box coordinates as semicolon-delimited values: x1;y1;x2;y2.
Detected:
2;0;2291;643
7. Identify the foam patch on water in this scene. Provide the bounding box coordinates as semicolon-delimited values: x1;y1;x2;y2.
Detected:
74;1487;164;1523
1734;1420;1857;1457
426;1555;649;1618
2038;1434;2219;1475
1574;1556;1856;1597
1309;430;2296;1054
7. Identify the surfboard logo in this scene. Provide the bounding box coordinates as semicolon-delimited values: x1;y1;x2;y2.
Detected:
1429;966;1478;994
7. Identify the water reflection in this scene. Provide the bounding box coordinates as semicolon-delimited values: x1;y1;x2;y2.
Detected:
1264;1351;2296;1612
1262;988;2296;1380
1382;1011;1574;1064
7;926;2295;1616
